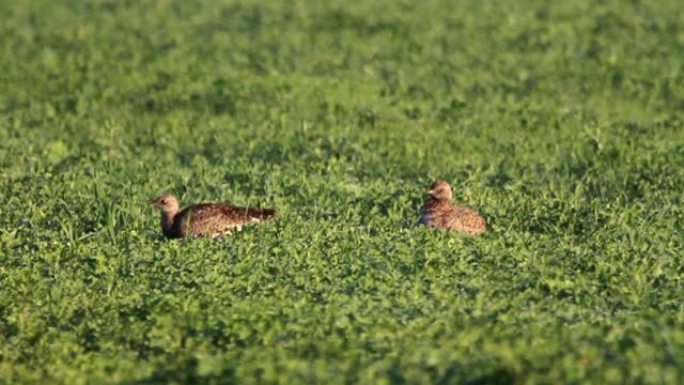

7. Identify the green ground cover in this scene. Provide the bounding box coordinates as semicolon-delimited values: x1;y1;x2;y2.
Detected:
1;0;683;383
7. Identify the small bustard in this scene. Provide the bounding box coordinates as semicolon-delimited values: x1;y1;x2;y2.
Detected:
418;180;486;235
151;194;276;238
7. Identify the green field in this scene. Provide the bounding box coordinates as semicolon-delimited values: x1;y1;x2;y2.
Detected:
1;0;683;384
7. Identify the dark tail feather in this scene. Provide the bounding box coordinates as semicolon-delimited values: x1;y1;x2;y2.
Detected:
246;207;276;220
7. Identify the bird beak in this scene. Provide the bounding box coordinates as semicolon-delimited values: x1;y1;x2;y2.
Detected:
150;199;157;205
427;189;435;195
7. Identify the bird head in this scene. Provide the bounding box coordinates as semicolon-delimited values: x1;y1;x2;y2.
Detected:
151;194;180;214
427;180;453;201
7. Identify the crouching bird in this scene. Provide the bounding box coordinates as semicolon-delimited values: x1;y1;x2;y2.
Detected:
151;193;276;238
418;180;486;235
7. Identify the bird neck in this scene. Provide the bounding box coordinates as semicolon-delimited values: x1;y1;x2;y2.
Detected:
160;210;178;235
430;196;451;204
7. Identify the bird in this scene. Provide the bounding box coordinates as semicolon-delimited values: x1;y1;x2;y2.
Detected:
418;180;486;235
151;193;276;238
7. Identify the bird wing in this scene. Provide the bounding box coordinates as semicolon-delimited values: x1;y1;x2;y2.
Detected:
179;203;275;237
447;205;487;234
419;198;486;234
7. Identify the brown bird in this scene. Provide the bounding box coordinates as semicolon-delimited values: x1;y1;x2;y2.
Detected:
151;193;276;238
418;180;486;235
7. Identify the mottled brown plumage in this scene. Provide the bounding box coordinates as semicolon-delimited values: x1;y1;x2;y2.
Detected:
418;180;486;235
151;194;276;238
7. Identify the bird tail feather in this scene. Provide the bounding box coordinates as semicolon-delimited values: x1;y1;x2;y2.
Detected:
245;207;276;219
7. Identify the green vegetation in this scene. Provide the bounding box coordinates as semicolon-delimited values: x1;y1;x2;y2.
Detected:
1;0;683;383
